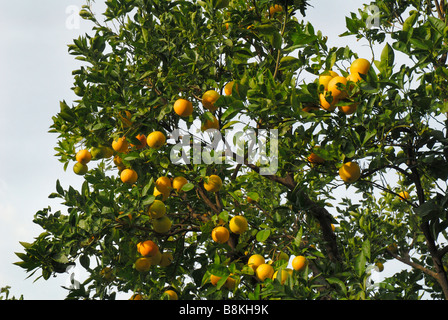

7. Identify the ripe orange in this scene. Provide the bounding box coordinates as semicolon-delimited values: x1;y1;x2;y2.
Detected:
163;290;178;300
212;226;230;244
137;240;159;257
131;134;147;150
350;58;371;77
272;268;292;284
248;254;265;271
318;70;339;91
120;168;138;184
307;152;325;164
174;98;193;117
146;131;166;149
135;257;151;272
172;176;188;192
148;200;166;219
201;115;219;131
292;255;307;271
338;102;358;115
328;76;348;100
398;191;410;201
347;72;362;83
73;162;88;175
338;162;361;183
256;263;274;281
210;274;222;286
112;137;129;153
155;176;172;194
204;175;222;192
202;90;220;112
76;149;92;165
154;186;170;201
269;4;283;17
224;81;234;96
229;215;248;234
130;293;143;300
319;91;338;111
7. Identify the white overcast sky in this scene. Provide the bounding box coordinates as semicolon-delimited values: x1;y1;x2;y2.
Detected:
0;0;396;300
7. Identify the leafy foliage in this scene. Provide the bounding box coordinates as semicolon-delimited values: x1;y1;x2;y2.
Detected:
14;0;448;300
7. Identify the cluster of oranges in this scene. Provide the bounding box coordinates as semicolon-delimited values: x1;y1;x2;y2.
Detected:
208;252;308;290
133;240;176;299
317;58;371;115
304;58;372;184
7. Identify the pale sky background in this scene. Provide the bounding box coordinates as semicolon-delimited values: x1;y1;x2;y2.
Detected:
0;0;407;300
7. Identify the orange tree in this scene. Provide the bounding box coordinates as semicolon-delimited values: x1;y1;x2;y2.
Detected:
14;0;448;300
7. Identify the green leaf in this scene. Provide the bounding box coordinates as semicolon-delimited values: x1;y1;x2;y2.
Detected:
256;229;271;242
294;226;303;247
181;183;195;192
355;251;366;278
326;277;347;296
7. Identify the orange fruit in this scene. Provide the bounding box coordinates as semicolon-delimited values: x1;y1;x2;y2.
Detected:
152;216;172;234
202;90;220;112
319;91;337;111
201;115;219;131
272;268;292;284
338;102;358;115
203;175;222;192
375;262;384;272
159;252;174;267
269;4;283;17
174;98;193;117
328;76;348;100
292;255;307;271
347;72;363;83
229;215;248;234
112;137;129;153
338;162;361;183
73;162;88;175
212;226;230;244
148;200;166;219
318;70;339;91
155;176;172;194
146;250;162;265
210;274;222;286
224;275;236;290
350;58;371;77
120;168;138;184
154;186;170;201
135;257;151;272
224;81;234;96
76;149;92;164
248;254;265;271
131;134;147;150
307;152;325;164
146;131;166;149
163;290;178;300
137;240;159;257
172;176;188;192
398;191;410;201
130;293;143;300
256;263;274;281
